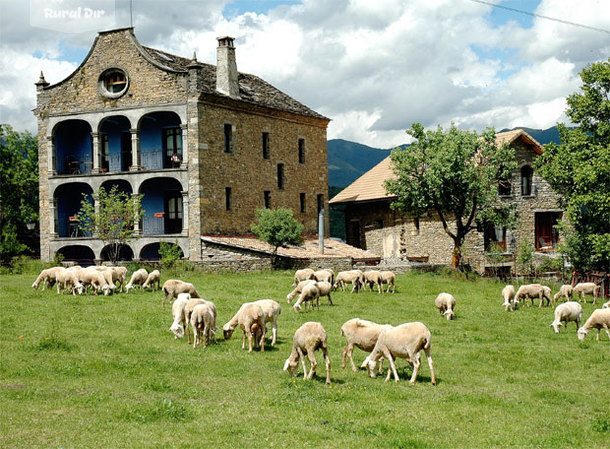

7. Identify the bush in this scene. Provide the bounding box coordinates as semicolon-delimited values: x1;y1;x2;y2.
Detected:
159;241;183;268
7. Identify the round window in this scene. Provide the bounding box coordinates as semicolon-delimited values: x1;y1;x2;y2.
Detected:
99;68;129;98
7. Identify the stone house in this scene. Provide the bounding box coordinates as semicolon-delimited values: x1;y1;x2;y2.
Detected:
329;130;564;274
34;27;329;263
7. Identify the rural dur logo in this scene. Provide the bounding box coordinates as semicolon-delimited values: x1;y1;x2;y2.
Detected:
30;0;115;33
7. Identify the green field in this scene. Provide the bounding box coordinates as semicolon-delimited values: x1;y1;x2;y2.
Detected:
1;269;608;448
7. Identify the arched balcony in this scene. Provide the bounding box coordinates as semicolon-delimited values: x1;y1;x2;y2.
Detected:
53;120;93;175
139;111;183;170
101;244;134;262
56;245;96;266
99;116;132;173
140;242;184;261
53;183;93;238
140;178;184;235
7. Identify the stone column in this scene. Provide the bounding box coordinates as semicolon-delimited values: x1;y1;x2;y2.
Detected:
129;128;140;171
47;136;55;176
180;124;188;167
91;132;100;173
132;193;141;236
181;190;189;235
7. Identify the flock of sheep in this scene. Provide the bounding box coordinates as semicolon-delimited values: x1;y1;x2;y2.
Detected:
31;265;609;385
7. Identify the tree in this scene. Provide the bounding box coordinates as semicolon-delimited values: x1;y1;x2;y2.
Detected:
0;124;39;263
385;123;516;268
251;207;304;266
535;59;610;272
76;186;143;264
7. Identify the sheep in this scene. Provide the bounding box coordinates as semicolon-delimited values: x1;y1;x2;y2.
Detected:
142;270;161;291
363;270;383;294
340;318;391;372
222;303;266;352
577;308;610;341
380;271;396;293
550;301;583;334
72;267;109;295
293;282;320;312
313;268;334;285
283;321;331;385
286;279;316;303
293;268;315;286
366;322;436;386
190;302;217;349
502;285;516;312
55;269;84;295
93;267;116;295
573;282;600;304
333;269;364;293
435;293;456;320
32;267;63;290
161;279;201;309
514;284;552;308
553;284;573;305
109;266;128;292
168;295;189;339
250;299;282;346
315;281;333;306
125;268;148;293
603;300;610;309
182;295;217;345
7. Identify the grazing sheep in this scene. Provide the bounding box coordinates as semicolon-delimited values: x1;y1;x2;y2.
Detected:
380;271;396;293
142;270;161;291
293;282;320;312
363;270;383;294
435;293;456;320
340;318;391;372
577;308;610;341
75;267;109;295
315;281;333;306
110;266;128;292
550;301;583;334
293;268;315;286
190;302;217;349
313;268;334;285
169;295;189;339
55;269;84;296
573;282;600;304
32;267;62;290
250;299;282;346
333;269;364;293
286;279;316;303
223;303;266;352
93;267;116;295
514;284;551;308
283;321;331;385
553;284;573;305
366;322;436;386
183;295;206;344
502;285;516;312
161;279;201;309
125;268;148;293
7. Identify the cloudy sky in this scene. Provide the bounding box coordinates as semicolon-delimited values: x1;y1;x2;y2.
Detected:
1;0;609;148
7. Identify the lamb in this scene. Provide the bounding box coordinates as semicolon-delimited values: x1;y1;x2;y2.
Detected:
340;318;391;372
161;279;201;309
577;308;610;341
553;284;573;305
286;279;315;303
363;270;383;294
293;282;320;312
55;268;84;295
190;302;217;349
333;269;364;293
293;268;315;286
283;321;331;385
222;303;266;352
250;299;282;346
514;284;552;308
313;268;334;284
434;292;456;320
32;267;63;290
380;271;396;293
125;268;148;293
168;295;189;339
142;270;161;291
550;301;582;334
502;285;516;312
573;282;600;304
366;322;436;385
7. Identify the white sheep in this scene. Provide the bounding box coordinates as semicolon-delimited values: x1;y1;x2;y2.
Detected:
553;284;573;305
222;303;266;352
315;281;333;306
142;270;161;291
293;282;320;312
71;267;108;295
363;270;383;294
603;300;610;309
333;269;364;293
182;295;217;345
93;267;116;295
434;292;456;320
110;266;128;292
161;279;201;309
250;299;282;346
340;318;391;372
573;282;600;304
380;271;396;293
366;322;436;385
190;302;217;349
313;268;334;284
550;301;583;334
293;268;315;286
55;268;84;295
169;295;189;339
502;285;516;312
286;279;316;303
283;321;331;385
125;268;148;293
577;308;610;341
514;284;551;307
32;267;63;290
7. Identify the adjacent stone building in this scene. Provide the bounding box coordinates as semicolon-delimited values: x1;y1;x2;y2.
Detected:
34;28;329;262
329;130;564;274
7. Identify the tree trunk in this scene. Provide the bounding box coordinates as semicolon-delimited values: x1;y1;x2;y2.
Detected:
451;243;461;268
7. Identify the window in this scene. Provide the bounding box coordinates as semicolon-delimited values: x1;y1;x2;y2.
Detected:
98;68;129;98
262;132;270;159
264;191;271;209
521;165;533;196
484;224;507;251
277;163;284;190
300;193;306;213
535;212;562;252
224;124;233;153
163;127;182;167
498;179;511;196
317;194;324;214
225;187;232;211
298;138;305;164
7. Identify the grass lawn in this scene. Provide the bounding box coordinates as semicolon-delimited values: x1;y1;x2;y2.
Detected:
1;269;608;448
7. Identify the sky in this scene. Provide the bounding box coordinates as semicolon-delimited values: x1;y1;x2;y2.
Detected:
0;0;609;148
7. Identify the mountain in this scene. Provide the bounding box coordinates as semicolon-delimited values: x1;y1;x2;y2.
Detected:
499;126;562;145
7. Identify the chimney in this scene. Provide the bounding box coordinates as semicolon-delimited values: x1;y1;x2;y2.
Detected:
216;36;239;98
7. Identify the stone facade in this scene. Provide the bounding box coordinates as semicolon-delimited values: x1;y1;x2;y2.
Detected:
34;28;329;263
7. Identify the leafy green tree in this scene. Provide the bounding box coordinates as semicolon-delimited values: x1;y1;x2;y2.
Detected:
0;124;39;263
535;59;610;272
76;186;143;265
385;123;516;268
159;240;183;268
251;207;304;266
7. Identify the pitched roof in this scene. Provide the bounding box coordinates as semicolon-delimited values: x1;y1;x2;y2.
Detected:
329;129;543;205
